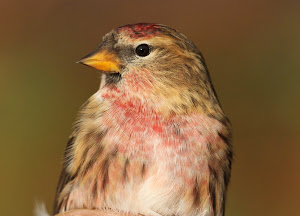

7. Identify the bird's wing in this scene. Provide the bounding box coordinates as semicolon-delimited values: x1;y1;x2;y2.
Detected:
53;136;76;215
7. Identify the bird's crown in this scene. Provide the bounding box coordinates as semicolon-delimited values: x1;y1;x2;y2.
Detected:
117;23;161;39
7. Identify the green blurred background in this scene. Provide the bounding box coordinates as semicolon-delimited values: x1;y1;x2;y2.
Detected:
1;0;299;215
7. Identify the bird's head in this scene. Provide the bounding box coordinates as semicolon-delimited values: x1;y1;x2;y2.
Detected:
78;23;222;116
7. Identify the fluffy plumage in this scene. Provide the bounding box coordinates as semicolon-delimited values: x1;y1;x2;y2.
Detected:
53;23;232;216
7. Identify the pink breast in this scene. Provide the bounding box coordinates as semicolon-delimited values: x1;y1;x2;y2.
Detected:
100;90;221;188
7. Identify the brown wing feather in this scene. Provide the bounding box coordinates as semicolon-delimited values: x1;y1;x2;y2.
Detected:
52;136;76;215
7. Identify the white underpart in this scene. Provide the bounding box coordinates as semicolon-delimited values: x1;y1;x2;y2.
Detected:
100;73;106;89
34;202;49;216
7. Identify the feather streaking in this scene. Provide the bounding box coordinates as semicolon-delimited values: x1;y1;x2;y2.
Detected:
50;23;232;216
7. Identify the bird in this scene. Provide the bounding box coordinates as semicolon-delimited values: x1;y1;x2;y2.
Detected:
52;23;232;216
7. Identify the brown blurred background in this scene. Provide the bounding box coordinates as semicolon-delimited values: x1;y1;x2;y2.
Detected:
1;0;299;215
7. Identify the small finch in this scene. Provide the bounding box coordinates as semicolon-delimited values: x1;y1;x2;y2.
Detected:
53;23;232;216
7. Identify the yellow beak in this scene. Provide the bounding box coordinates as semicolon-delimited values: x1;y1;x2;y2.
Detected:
77;49;121;73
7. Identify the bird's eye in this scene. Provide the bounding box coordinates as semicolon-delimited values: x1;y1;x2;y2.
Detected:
135;44;150;57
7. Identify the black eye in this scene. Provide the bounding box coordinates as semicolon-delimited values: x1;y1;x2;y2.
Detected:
135;44;150;57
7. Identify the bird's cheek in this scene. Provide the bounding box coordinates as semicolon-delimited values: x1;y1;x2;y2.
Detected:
124;70;154;92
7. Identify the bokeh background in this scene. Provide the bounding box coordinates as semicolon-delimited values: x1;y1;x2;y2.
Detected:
1;0;299;215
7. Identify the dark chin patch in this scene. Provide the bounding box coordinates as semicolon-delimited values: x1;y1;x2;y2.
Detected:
105;73;122;85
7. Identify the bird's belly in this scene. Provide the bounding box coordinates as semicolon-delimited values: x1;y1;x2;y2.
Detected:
67;105;217;216
96;127;210;216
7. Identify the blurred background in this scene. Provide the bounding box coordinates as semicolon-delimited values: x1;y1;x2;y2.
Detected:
1;0;299;215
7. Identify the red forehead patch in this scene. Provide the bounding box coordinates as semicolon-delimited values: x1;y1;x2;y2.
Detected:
118;23;161;39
